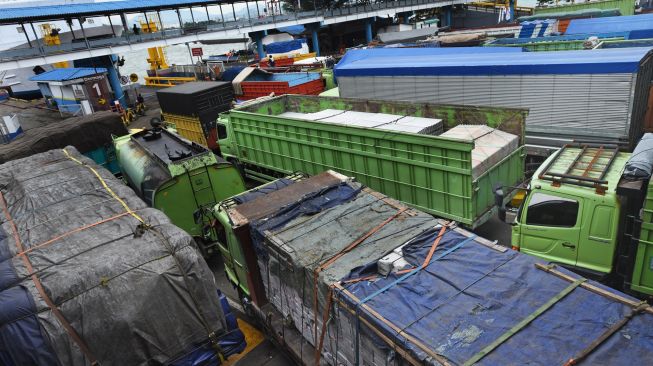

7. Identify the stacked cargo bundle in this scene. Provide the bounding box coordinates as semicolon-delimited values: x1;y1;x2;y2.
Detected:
233;68;324;100
0;111;127;174
220;171;653;365
0;147;245;365
279;109;444;135
441;125;519;177
157;81;233;150
335;47;653;152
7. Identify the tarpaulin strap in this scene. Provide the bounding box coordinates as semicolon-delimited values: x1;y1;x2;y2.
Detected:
463;278;586;366
16;211;133;257
0;191;100;365
341;225;451;284
396;225;449;274
353;233;476;365
563;301;650;366
359;234;476;306
315;284;335;365
62;147;145;224
313;207;408;364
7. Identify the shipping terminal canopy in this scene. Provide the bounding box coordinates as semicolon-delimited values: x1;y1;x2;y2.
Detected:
0;0;224;25
334;47;653;76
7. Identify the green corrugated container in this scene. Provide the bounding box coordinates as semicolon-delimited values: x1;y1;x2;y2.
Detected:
218;95;527;228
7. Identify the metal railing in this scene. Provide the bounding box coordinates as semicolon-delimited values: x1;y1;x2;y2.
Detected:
0;0;464;62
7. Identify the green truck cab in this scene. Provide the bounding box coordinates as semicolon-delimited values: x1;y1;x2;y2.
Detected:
498;142;653;296
212;174;307;301
113;128;246;256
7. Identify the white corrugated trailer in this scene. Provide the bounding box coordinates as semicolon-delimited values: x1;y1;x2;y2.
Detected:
334;47;653;155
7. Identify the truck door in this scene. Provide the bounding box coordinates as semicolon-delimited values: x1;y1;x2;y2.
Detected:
577;204;617;273
520;192;582;267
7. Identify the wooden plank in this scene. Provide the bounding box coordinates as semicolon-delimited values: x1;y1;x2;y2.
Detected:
334;283;453;366
535;263;653;314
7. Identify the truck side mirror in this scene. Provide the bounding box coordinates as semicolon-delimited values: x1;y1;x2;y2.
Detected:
494;184;506;222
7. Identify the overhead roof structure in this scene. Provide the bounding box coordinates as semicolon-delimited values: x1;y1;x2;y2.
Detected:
334;47;653;76
565;13;653;35
0;0;223;25
29;67;107;82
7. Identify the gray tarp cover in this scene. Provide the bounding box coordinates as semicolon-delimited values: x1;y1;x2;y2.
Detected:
0;111;127;163
0;147;226;365
623;133;653;179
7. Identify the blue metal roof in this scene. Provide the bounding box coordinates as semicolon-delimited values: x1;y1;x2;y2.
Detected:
337;47;523;67
334;47;653;77
565;14;653;35
0;0;222;24
29;68;107;82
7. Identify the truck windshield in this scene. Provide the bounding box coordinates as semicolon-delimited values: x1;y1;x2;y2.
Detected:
526;193;579;227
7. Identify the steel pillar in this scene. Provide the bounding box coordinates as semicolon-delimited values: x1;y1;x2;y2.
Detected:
311;25;320;56
250;31;265;58
365;18;374;44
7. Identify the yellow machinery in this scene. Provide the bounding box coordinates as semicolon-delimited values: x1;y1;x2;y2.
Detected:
140;17;169;70
39;24;69;68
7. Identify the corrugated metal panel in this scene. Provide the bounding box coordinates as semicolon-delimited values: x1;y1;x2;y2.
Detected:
0;0;220;23
335;48;653;76
565;13;653;35
339;72;641;146
29;67;107;82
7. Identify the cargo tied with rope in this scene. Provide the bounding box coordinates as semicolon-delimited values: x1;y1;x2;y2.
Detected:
214;170;653;365
0;147;245;366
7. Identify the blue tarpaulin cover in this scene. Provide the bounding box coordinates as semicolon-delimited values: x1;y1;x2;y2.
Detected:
566;13;653;35
233;171;653;365
338;227;653;365
264;39;306;54
334;47;653;76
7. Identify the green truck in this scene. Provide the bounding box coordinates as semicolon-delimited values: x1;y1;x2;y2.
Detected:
113;128;246;255
218;95;527;229
495;140;653;296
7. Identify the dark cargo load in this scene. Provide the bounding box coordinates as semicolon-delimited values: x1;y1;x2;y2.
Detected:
0;147;241;365
156;81;233;117
0;111;127;163
227;171;653;365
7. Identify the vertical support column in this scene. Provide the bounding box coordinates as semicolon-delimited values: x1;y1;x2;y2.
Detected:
176;8;184;30
79;19;91;48
441;6;452;28
120;13;130;41
29;23;43;54
106;55;126;106
107;15;116;36
190;7;196;23
509;0;515;22
365;18;374;44
246;0;252;25
311;24;320;56
20;23;32;48
250;31;265;59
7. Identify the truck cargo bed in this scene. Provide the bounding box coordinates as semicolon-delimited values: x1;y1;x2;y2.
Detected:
227;171;653;366
222;95;527;228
